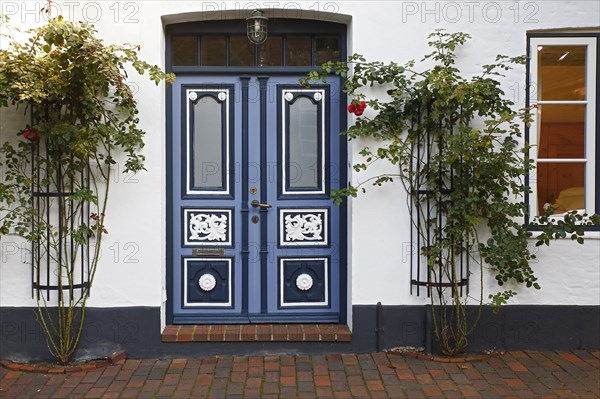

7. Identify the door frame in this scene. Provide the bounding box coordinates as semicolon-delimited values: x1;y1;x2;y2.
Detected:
165;18;348;325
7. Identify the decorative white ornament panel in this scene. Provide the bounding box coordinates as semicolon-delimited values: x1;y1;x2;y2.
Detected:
279;257;329;308
285;214;322;241
198;273;217;291
183;257;233;308
183;209;232;246
190;214;227;241
296;273;314;291
279;208;328;246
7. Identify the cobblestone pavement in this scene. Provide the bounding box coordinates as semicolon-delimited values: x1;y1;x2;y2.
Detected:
1;350;599;398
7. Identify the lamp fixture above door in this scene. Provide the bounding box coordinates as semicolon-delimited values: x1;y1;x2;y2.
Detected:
247;10;268;44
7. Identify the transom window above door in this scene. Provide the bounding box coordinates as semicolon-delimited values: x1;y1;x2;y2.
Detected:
172;34;341;67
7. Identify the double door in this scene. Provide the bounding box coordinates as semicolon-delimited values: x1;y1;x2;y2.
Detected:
170;75;342;323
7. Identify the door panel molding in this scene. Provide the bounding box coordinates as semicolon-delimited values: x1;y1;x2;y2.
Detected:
278;207;330;247
258;76;269;315
278;86;330;198
182;207;234;247
183;257;234;308
183;85;235;198
278;257;330;308
240;76;251;318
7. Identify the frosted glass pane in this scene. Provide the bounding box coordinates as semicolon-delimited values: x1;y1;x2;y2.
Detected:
193;97;223;189
288;97;319;189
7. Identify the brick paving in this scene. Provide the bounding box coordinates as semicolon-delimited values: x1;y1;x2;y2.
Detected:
1;350;599;398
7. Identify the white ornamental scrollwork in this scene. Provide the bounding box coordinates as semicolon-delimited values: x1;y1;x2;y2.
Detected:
284;214;323;241
218;92;228;101
189;213;228;242
188;91;198;101
296;273;314;291
198;274;217;291
313;92;322;102
284;92;294;102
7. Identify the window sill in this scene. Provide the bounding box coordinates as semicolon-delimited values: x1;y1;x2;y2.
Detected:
528;230;600;240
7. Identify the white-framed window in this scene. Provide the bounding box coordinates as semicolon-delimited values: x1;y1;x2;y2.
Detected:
528;35;598;218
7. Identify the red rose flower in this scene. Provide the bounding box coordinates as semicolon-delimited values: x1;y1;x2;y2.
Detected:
23;128;40;142
348;100;367;116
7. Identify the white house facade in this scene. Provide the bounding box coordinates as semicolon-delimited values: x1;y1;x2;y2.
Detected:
0;0;598;360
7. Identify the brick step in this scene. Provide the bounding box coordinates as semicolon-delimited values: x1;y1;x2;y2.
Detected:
162;324;351;343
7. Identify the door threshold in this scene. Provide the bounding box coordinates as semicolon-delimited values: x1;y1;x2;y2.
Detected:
162;324;351;343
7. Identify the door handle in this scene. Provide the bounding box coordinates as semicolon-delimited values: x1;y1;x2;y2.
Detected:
251;200;272;209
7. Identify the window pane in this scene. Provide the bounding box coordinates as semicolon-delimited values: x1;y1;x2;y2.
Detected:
315;36;340;65
536;163;585;215
201;36;227;66
286;37;311;66
229;35;255;66
173;36;198;66
258;36;283;66
538;46;586;101
193;96;224;189
537;104;585;159
288;97;319;189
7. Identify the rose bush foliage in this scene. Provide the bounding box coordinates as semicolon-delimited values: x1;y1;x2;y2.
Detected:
0;16;173;364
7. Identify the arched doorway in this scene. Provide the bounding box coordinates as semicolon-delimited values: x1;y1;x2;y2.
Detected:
165;18;347;324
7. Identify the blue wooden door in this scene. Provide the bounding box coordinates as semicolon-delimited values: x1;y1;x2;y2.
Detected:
170;75;342;324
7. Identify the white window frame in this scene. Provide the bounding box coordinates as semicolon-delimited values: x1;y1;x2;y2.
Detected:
529;36;597;218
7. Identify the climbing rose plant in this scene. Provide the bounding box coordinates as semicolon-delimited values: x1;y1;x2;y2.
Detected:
302;30;599;355
0;16;174;364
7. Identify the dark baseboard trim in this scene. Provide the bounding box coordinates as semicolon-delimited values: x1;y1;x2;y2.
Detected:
1;305;598;361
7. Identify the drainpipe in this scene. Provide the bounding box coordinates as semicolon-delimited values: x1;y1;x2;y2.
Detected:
375;302;384;351
425;305;433;354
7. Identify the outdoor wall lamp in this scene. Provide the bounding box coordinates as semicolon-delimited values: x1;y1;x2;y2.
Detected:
247;10;268;45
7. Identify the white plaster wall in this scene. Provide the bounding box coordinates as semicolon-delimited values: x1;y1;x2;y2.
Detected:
0;1;598;309
0;2;170;307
